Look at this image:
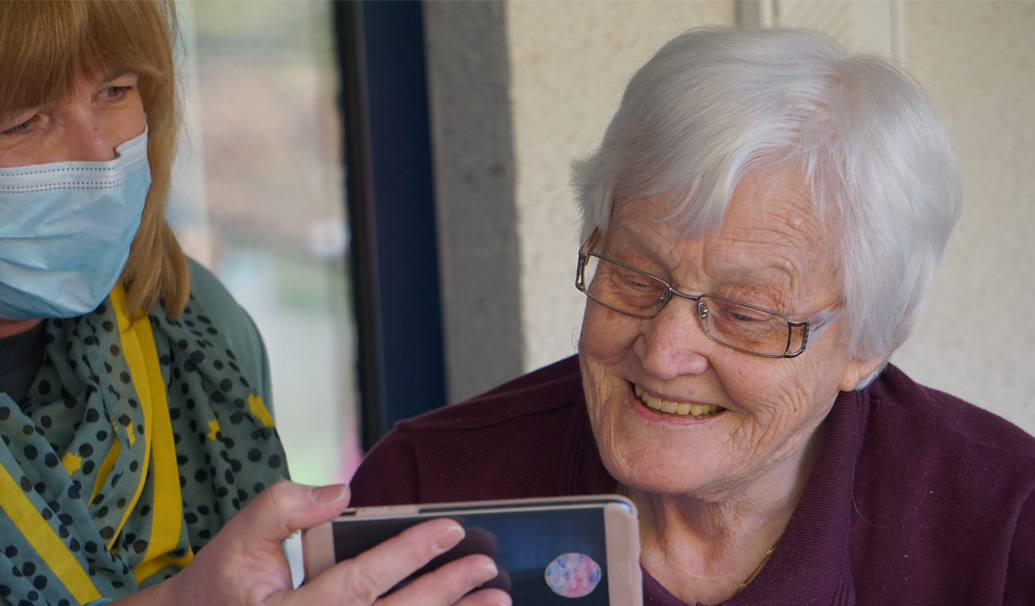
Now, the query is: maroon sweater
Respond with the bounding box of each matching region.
[349,356,1035,605]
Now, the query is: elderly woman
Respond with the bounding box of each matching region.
[349,27,1035,604]
[0,2,508,605]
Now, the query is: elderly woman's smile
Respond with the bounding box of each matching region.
[633,384,725,418]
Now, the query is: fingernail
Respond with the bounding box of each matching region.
[431,523,465,554]
[467,561,499,590]
[310,483,349,504]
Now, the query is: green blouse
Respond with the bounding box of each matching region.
[0,260,289,605]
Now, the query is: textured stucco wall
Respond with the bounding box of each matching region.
[505,0,734,371]
[891,1,1035,435]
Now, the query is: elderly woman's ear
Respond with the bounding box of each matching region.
[838,355,888,392]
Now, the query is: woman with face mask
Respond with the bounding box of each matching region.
[0,2,509,605]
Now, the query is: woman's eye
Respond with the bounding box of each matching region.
[101,86,132,101]
[619,272,659,291]
[707,298,769,324]
[1,114,39,136]
[99,72,140,102]
[731,310,764,323]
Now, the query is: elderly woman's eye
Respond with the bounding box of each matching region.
[731,310,765,323]
[600,268,661,309]
[617,271,659,292]
[711,300,771,327]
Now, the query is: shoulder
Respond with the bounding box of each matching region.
[849,365,1035,600]
[857,364,1035,493]
[350,356,590,505]
[185,259,256,340]
[178,258,271,402]
[398,354,585,432]
[184,258,264,356]
[867,364,1035,457]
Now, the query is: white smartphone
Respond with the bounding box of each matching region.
[303,495,642,606]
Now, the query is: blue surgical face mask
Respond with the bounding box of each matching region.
[0,129,151,320]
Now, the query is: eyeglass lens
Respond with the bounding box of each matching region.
[579,254,799,356]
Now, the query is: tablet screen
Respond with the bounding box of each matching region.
[332,506,612,605]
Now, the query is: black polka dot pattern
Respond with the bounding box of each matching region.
[0,286,289,603]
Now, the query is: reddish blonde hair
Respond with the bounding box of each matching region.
[0,0,190,317]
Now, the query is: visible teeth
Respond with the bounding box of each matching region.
[689,404,711,416]
[633,385,724,418]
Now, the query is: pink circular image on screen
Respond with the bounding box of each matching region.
[544,552,602,598]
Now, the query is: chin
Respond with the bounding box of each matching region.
[590,388,746,490]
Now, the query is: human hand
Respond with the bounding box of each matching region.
[125,480,511,606]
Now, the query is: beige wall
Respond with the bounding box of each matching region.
[426,1,1035,436]
[506,1,734,371]
[893,1,1035,433]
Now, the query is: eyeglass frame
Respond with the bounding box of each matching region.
[574,234,840,359]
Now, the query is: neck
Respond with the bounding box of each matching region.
[631,421,827,604]
[0,318,44,339]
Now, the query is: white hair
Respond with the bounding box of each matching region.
[572,27,962,380]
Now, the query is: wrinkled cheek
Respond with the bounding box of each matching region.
[579,352,613,428]
[578,308,631,439]
[579,305,650,477]
[728,389,827,464]
[578,353,632,470]
[586,391,637,479]
[577,305,601,354]
[727,409,782,461]
[578,303,634,362]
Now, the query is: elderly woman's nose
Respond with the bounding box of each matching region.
[635,301,711,380]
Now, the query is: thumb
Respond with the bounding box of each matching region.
[234,480,352,544]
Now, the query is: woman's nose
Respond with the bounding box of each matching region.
[64,114,119,162]
[635,298,712,380]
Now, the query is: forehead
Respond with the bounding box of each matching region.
[609,169,837,300]
[719,169,829,252]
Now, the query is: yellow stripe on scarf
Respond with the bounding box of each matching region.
[90,435,122,506]
[107,285,156,550]
[0,465,102,602]
[109,285,195,581]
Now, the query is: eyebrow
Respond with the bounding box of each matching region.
[615,241,794,291]
[95,69,135,85]
[605,225,801,298]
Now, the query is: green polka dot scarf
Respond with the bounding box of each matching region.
[0,284,289,605]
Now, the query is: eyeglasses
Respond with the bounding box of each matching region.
[575,247,839,359]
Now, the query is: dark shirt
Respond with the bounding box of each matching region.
[350,355,1035,605]
[0,320,46,404]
